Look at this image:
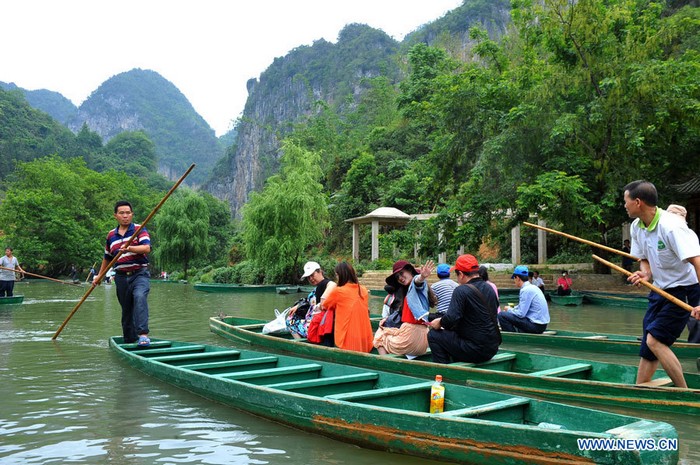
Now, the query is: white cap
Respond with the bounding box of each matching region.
[301,261,321,279]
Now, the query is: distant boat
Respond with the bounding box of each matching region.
[193,283,281,293]
[549,291,584,306]
[0,295,23,305]
[580,290,648,309]
[111,336,679,465]
[275,285,314,295]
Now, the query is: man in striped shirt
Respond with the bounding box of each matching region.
[95,201,152,347]
[430,263,458,317]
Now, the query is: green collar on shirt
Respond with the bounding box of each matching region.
[637,207,662,231]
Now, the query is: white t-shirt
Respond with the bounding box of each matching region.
[0,256,19,281]
[629,208,700,290]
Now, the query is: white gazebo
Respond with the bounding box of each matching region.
[346,207,438,261]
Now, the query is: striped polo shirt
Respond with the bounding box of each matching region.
[104,223,151,273]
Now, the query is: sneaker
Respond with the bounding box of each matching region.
[137,335,151,347]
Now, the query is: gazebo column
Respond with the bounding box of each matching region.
[622,222,630,242]
[352,223,360,261]
[371,220,379,261]
[438,230,446,264]
[537,218,547,264]
[511,224,521,264]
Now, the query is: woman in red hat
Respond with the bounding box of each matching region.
[373,259,436,357]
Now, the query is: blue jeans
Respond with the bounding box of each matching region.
[115,269,150,343]
[498,311,547,334]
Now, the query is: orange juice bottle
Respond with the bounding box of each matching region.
[430,375,445,413]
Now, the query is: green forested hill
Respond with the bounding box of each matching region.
[0,88,79,180]
[0,82,78,125]
[71,69,223,185]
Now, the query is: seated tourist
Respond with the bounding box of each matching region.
[373,259,436,357]
[498,265,550,334]
[428,254,501,364]
[322,262,373,352]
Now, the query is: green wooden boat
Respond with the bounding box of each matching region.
[0,295,24,305]
[580,291,648,309]
[193,283,281,293]
[210,317,700,416]
[550,291,584,306]
[502,328,698,359]
[110,336,678,465]
[275,285,314,295]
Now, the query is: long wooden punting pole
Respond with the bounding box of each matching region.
[523,221,639,261]
[592,254,694,313]
[52,164,195,340]
[0,266,81,286]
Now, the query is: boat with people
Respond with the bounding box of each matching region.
[193,283,281,293]
[209,316,700,416]
[110,336,679,465]
[0,295,23,305]
[580,290,648,309]
[501,328,699,359]
[549,291,584,306]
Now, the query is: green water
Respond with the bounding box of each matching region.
[0,281,697,464]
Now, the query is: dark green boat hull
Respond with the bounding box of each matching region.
[193,283,281,293]
[111,336,678,465]
[210,317,700,416]
[0,295,24,305]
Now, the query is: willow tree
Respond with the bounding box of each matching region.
[241,140,328,283]
[153,189,209,279]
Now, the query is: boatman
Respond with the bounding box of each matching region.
[94,201,152,347]
[624,180,700,388]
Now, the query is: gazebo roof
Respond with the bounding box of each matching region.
[672,176,700,195]
[345,207,412,225]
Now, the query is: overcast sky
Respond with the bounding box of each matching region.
[2,0,462,136]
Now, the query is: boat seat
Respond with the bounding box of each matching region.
[636,377,673,387]
[582,335,608,340]
[325,381,434,401]
[529,363,592,377]
[265,372,380,391]
[136,345,207,357]
[148,349,242,364]
[179,356,279,371]
[216,363,323,381]
[437,397,530,418]
[542,330,557,335]
[474,352,517,367]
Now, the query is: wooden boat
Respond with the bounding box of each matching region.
[502,328,699,359]
[275,285,314,295]
[110,336,679,465]
[550,291,584,306]
[580,290,648,309]
[193,283,281,293]
[210,317,700,416]
[0,295,24,305]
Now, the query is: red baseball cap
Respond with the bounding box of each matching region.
[450,254,479,273]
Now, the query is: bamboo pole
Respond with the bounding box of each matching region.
[592,254,694,313]
[0,265,82,286]
[523,221,639,261]
[52,164,195,340]
[85,262,97,283]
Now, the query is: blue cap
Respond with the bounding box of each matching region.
[436,263,451,277]
[511,265,529,279]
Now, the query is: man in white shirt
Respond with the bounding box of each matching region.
[624,180,700,388]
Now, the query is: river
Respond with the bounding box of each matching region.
[0,280,697,464]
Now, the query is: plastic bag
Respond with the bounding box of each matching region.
[262,308,291,334]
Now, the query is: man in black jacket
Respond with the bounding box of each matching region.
[428,254,501,364]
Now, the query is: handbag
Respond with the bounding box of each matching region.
[382,310,403,329]
[262,307,291,334]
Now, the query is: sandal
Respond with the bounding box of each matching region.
[137,335,151,347]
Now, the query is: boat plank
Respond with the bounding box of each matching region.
[529,363,592,377]
[150,349,241,363]
[180,356,279,372]
[438,397,530,418]
[326,381,433,401]
[215,363,323,382]
[266,372,380,391]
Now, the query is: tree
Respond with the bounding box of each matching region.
[241,140,328,282]
[0,156,154,275]
[152,189,210,279]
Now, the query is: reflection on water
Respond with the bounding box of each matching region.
[0,282,696,464]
